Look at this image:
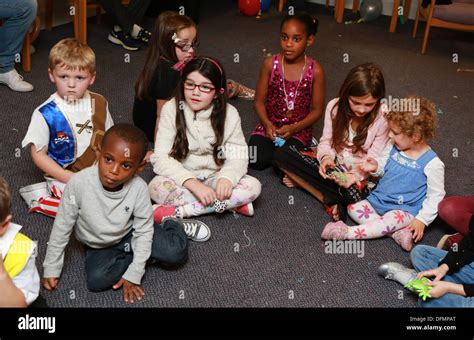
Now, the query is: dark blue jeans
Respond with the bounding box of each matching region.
[85,219,188,292]
[0,0,37,73]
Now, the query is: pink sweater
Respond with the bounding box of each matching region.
[317,98,389,178]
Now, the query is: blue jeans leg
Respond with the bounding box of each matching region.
[85,232,134,292]
[410,245,474,308]
[0,0,37,73]
[150,219,189,266]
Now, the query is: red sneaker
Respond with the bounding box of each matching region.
[437,233,464,250]
[234,203,254,217]
[153,205,176,223]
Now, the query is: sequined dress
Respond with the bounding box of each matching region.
[251,54,315,146]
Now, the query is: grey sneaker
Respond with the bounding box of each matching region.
[0,69,34,92]
[164,217,211,242]
[378,262,418,288]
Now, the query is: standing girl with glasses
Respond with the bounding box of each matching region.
[249,12,326,174]
[148,57,262,224]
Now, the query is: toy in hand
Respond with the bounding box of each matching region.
[404,277,432,301]
[274,135,286,147]
[326,165,369,202]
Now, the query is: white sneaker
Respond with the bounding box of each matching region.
[164,217,211,242]
[19,182,49,208]
[0,69,34,92]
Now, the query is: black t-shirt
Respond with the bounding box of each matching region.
[132,59,180,142]
[439,215,474,297]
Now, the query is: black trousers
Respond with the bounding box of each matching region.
[248,134,305,171]
[273,145,373,221]
[99,0,151,33]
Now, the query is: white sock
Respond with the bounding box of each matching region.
[113,25,121,32]
[131,24,142,38]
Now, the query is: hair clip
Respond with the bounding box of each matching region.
[172,32,181,44]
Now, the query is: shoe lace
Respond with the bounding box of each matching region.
[183,222,198,237]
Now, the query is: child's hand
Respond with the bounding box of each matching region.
[216,178,233,201]
[193,182,217,206]
[424,281,455,299]
[42,277,59,291]
[319,157,336,179]
[184,179,217,206]
[358,157,378,174]
[332,173,360,189]
[264,122,277,141]
[275,124,296,140]
[417,264,449,282]
[408,218,426,242]
[113,278,145,304]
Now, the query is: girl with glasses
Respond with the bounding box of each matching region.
[148,57,262,224]
[134,11,254,151]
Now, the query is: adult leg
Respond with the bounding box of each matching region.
[150,219,189,266]
[0,0,37,73]
[85,233,134,292]
[98,0,134,33]
[0,0,36,92]
[248,134,275,170]
[126,0,151,27]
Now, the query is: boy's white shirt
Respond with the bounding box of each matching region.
[22,91,114,156]
[371,142,445,226]
[0,223,40,305]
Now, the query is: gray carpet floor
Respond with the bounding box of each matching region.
[0,1,473,308]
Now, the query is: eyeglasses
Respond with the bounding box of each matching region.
[184,80,215,93]
[175,40,200,52]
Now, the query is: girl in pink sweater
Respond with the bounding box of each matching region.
[274,63,389,221]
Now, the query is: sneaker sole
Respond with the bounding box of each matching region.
[107,34,140,51]
[0,80,34,92]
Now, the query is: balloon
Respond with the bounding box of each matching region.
[261,0,272,12]
[360,0,383,22]
[238,0,261,16]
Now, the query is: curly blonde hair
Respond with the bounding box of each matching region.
[386,96,438,141]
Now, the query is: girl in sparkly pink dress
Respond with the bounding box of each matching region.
[249,13,325,173]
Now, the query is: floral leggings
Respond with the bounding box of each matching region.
[345,199,414,239]
[148,174,262,218]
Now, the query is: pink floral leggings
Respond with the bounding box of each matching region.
[148,174,261,218]
[345,199,414,239]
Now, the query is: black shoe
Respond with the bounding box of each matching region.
[134,28,152,44]
[108,30,141,51]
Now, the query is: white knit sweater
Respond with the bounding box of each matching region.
[151,99,249,187]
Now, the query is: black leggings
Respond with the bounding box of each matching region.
[248,134,305,171]
[273,145,372,207]
[98,0,151,33]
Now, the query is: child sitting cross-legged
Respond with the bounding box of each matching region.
[42,124,208,303]
[321,96,445,251]
[20,38,114,218]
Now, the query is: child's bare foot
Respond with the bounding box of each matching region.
[324,204,340,221]
[282,174,298,188]
[144,150,154,163]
